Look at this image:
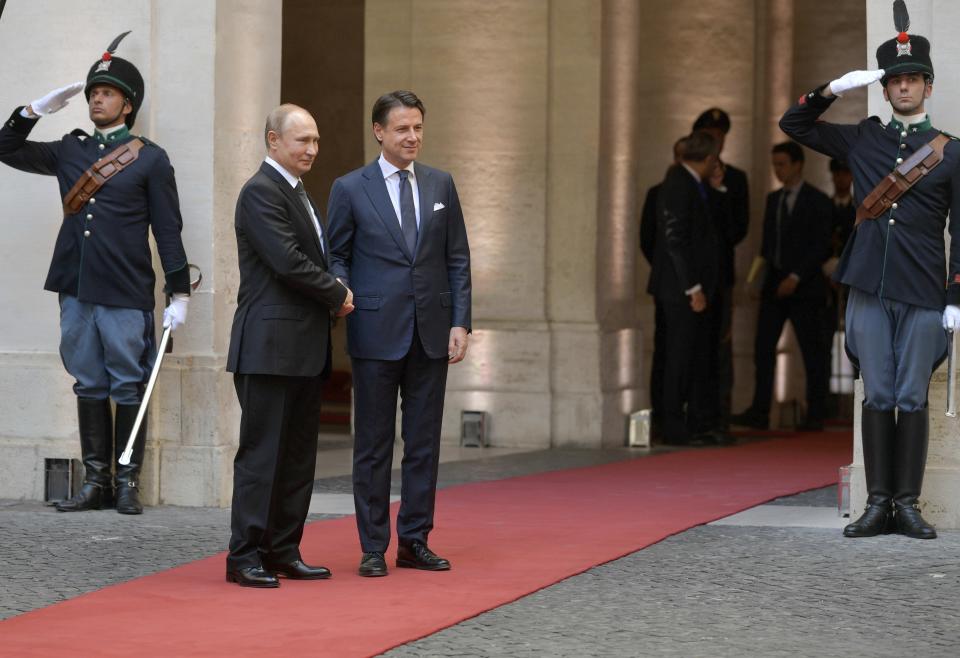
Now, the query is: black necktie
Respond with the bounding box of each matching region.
[295,181,323,253]
[775,189,789,269]
[397,170,418,254]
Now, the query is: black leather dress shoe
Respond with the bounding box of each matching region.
[397,541,451,571]
[730,410,769,430]
[359,552,388,577]
[796,418,824,432]
[226,566,279,588]
[691,430,735,447]
[263,559,331,580]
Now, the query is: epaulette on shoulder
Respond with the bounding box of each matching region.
[867,115,883,124]
[136,135,159,148]
[940,130,960,141]
[70,128,90,140]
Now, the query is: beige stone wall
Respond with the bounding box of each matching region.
[0,0,281,505]
[365,0,603,447]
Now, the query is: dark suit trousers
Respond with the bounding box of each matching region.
[228,373,323,570]
[750,296,826,422]
[649,299,666,423]
[716,285,735,428]
[660,299,721,441]
[351,325,449,553]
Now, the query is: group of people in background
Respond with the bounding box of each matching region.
[640,109,858,446]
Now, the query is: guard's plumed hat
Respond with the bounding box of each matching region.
[84,31,145,128]
[876,1,933,85]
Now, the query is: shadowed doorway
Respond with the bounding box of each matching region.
[281,0,365,431]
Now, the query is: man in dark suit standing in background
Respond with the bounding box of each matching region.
[327,90,472,577]
[648,132,723,445]
[691,109,750,431]
[732,141,832,431]
[225,104,353,588]
[639,138,683,436]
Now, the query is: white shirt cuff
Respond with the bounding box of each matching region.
[685,284,703,296]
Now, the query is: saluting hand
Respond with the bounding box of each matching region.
[27,81,85,117]
[826,70,884,98]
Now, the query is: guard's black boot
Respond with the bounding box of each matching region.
[56,398,114,512]
[843,406,895,537]
[893,408,937,539]
[114,404,146,515]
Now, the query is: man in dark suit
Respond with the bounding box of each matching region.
[639,139,683,435]
[327,90,471,577]
[691,109,751,431]
[225,104,353,588]
[647,131,723,445]
[732,141,832,431]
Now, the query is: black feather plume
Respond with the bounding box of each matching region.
[106,30,132,54]
[893,0,910,33]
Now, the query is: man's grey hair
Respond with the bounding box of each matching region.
[264,104,308,149]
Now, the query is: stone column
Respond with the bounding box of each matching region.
[545,0,603,447]
[592,0,642,447]
[147,0,282,506]
[364,0,605,448]
[0,0,281,506]
[851,0,960,528]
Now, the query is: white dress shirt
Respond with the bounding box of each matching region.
[264,156,324,252]
[378,153,420,229]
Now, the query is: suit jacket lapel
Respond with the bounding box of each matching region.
[360,160,414,262]
[415,164,434,260]
[259,162,327,265]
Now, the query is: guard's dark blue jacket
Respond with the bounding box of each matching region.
[0,108,189,310]
[780,87,960,311]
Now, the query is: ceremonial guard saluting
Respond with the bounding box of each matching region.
[779,0,960,539]
[0,33,191,514]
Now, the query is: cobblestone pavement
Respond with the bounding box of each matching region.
[4,443,959,658]
[383,486,960,658]
[0,499,344,619]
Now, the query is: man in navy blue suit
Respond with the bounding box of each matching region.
[327,90,472,577]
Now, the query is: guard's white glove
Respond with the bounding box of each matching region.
[943,305,960,332]
[829,69,885,97]
[162,294,189,331]
[28,81,85,116]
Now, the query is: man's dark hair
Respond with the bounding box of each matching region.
[678,131,720,163]
[772,141,804,163]
[829,158,850,173]
[692,108,731,134]
[371,90,425,128]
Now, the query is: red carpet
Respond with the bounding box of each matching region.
[1,433,849,657]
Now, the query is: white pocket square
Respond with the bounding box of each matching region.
[433,202,445,211]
